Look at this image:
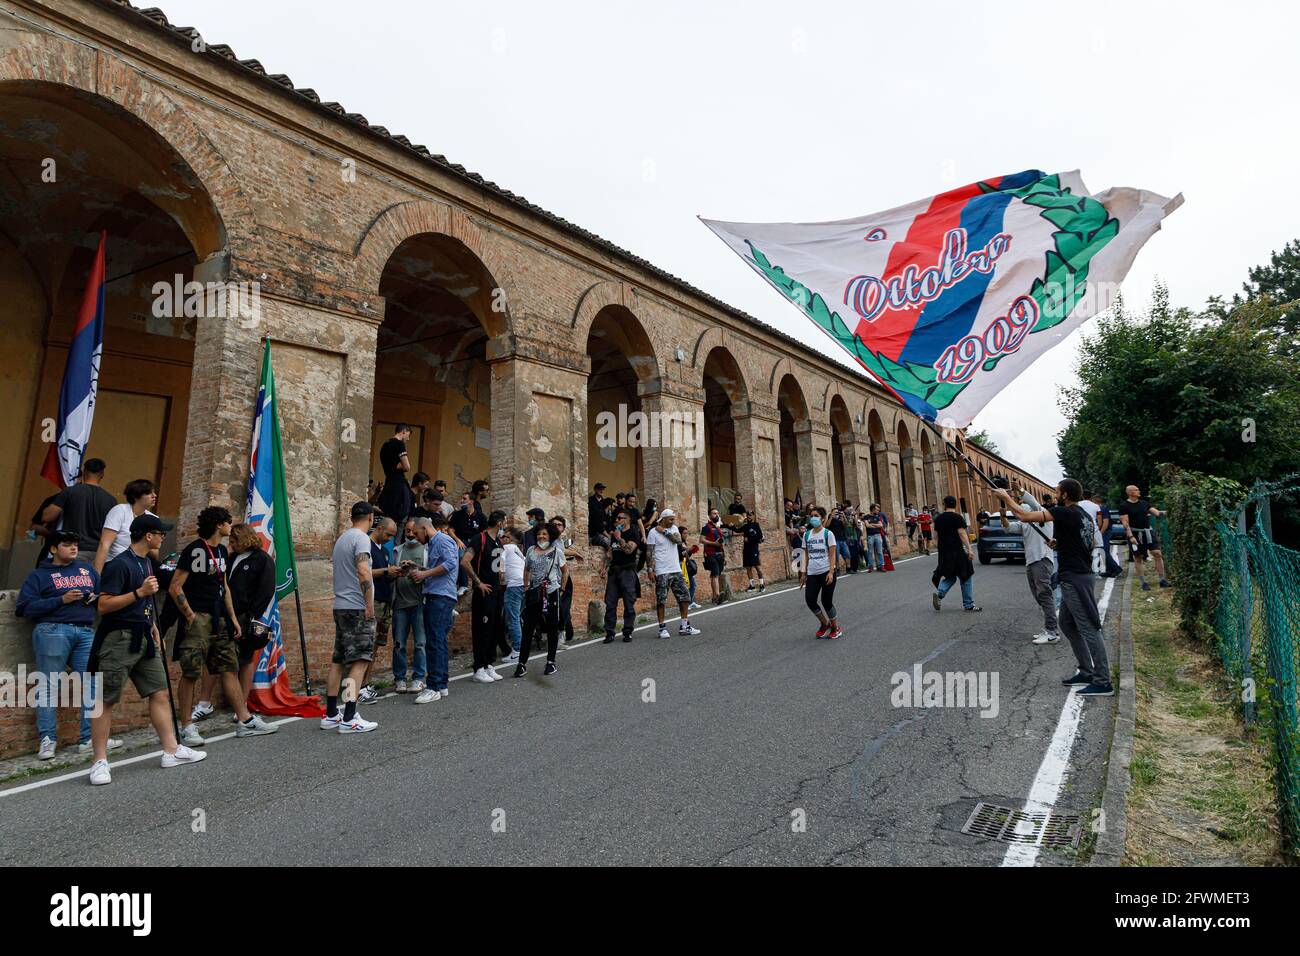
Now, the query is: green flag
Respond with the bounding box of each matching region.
[246,339,299,597]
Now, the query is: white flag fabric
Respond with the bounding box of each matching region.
[702,170,1181,428]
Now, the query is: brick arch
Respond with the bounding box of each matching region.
[353,200,515,335]
[688,327,754,398]
[695,342,751,405]
[767,355,802,399]
[572,279,642,339]
[0,37,254,261]
[822,380,865,430]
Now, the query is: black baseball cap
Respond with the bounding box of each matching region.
[130,514,173,537]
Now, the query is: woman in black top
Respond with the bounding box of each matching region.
[227,523,277,702]
[739,511,765,592]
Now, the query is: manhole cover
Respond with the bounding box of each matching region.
[960,801,1082,848]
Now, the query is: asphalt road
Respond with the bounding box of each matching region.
[0,552,1120,866]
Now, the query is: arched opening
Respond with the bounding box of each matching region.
[586,305,657,500]
[702,347,745,512]
[777,374,809,505]
[919,428,938,509]
[1,81,227,585]
[829,395,852,505]
[866,409,886,509]
[370,233,503,512]
[897,420,916,512]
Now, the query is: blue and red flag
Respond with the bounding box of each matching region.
[246,340,323,718]
[703,171,1181,428]
[42,231,106,487]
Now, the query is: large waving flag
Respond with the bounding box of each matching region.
[42,232,107,487]
[246,340,323,717]
[703,171,1181,428]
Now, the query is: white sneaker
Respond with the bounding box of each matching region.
[439,688,449,698]
[472,668,494,684]
[486,665,503,681]
[38,737,56,760]
[338,713,378,734]
[504,650,520,663]
[190,701,214,722]
[235,714,278,737]
[88,759,111,786]
[658,628,670,639]
[179,725,205,747]
[395,679,408,694]
[320,711,343,730]
[688,602,702,611]
[679,623,701,636]
[79,738,123,755]
[414,688,439,704]
[1031,632,1061,645]
[161,744,207,768]
[409,680,426,693]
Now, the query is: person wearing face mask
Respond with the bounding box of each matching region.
[799,507,842,639]
[522,507,547,552]
[516,524,568,677]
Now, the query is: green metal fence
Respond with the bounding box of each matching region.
[1195,489,1300,853]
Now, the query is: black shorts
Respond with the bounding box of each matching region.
[703,552,724,577]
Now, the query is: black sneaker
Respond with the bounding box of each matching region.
[543,661,557,676]
[1061,671,1091,687]
[622,634,633,643]
[602,634,615,644]
[1140,580,1150,591]
[963,606,983,612]
[513,664,527,678]
[759,583,766,593]
[1077,682,1114,697]
[1158,579,1171,588]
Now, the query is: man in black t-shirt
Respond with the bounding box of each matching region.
[588,482,609,545]
[1118,485,1169,591]
[996,479,1113,697]
[603,508,641,642]
[931,496,979,611]
[88,514,206,784]
[376,424,414,526]
[462,509,506,680]
[169,506,276,746]
[42,458,117,563]
[729,493,748,516]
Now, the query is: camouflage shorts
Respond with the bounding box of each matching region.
[98,629,168,705]
[177,612,239,679]
[332,609,376,665]
[374,601,392,647]
[654,571,690,606]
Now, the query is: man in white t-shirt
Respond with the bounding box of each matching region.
[499,526,526,662]
[1012,479,1060,645]
[1077,489,1103,574]
[93,479,159,574]
[645,510,700,640]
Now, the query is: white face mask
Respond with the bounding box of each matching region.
[537,541,551,550]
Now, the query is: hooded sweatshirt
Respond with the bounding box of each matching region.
[16,557,99,626]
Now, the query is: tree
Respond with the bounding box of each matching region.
[1241,238,1300,349]
[964,429,1000,455]
[1058,283,1300,502]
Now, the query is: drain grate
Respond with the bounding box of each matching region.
[960,801,1082,848]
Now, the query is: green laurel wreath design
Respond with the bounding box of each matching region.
[744,172,1121,408]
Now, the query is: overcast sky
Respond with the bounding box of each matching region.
[156,0,1298,483]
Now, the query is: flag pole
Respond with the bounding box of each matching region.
[921,418,1051,542]
[291,589,313,697]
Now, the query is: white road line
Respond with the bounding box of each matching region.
[1,556,925,797]
[1001,571,1116,867]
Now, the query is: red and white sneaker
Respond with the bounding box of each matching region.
[338,714,378,734]
[319,711,343,730]
[815,622,831,639]
[827,624,844,640]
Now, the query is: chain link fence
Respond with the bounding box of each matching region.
[1176,485,1300,854]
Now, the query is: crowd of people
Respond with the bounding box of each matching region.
[17,421,1166,775]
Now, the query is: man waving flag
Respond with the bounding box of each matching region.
[702,171,1180,428]
[41,231,106,487]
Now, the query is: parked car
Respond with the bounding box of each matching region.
[976,511,1025,564]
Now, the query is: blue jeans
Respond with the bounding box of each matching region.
[391,604,426,682]
[837,540,851,562]
[31,622,96,743]
[865,534,885,569]
[422,595,455,691]
[503,586,524,652]
[935,575,975,609]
